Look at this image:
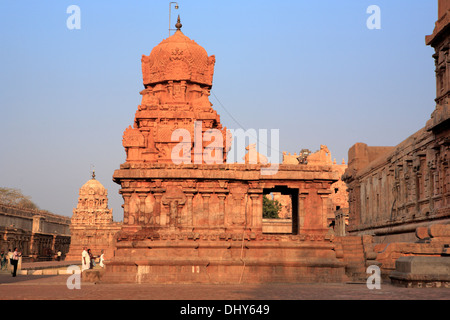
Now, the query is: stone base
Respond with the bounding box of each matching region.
[389,256,450,288]
[100,238,347,284]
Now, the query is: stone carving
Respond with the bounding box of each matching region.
[243,144,268,164]
[161,188,186,227]
[306,145,331,165]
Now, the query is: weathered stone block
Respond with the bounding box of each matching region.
[390,256,450,288]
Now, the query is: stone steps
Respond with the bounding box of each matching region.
[338,236,369,281]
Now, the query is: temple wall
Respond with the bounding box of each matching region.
[343,126,449,243]
[0,203,71,259]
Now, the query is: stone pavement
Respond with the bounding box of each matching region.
[0,273,448,301]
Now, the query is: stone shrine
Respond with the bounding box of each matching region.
[65,172,121,262]
[102,19,348,284]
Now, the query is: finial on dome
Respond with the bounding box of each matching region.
[92,169,96,180]
[175,15,182,30]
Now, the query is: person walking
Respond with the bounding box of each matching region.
[11,248,21,277]
[99,250,105,268]
[81,247,90,272]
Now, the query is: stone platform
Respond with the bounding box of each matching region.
[390,256,450,288]
[101,235,347,284]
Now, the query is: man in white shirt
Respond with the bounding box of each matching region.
[81,247,90,272]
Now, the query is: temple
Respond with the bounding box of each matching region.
[101,18,349,284]
[65,172,121,262]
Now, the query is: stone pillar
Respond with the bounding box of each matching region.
[154,193,163,226]
[249,194,262,230]
[217,193,227,226]
[185,193,195,227]
[138,193,147,225]
[145,193,155,225]
[201,193,212,226]
[231,194,245,226]
[320,193,331,229]
[298,191,308,234]
[123,193,131,225]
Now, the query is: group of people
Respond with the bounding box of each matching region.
[81,247,105,271]
[0,248,22,277]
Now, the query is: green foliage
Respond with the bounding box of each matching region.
[263,195,282,219]
[0,187,39,209]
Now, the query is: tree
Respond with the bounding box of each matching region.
[0,187,39,209]
[263,195,282,219]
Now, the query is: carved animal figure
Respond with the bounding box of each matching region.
[243,143,268,164]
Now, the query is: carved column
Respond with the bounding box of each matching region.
[138,193,147,225]
[185,193,195,227]
[249,194,262,230]
[320,194,330,229]
[201,193,212,226]
[217,193,227,226]
[122,193,131,225]
[231,194,245,226]
[298,191,308,234]
[154,193,163,226]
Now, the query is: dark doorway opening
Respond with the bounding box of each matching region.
[262,186,299,235]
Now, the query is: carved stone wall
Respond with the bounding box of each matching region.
[0,203,71,260]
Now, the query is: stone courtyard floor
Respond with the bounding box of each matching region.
[0,270,447,318]
[0,273,448,301]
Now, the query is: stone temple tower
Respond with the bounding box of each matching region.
[71,171,113,225]
[122,16,230,164]
[66,172,120,261]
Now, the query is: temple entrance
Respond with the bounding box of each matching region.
[262,186,298,234]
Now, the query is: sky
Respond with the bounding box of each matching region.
[0,0,438,222]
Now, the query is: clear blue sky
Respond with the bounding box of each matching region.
[0,1,438,221]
